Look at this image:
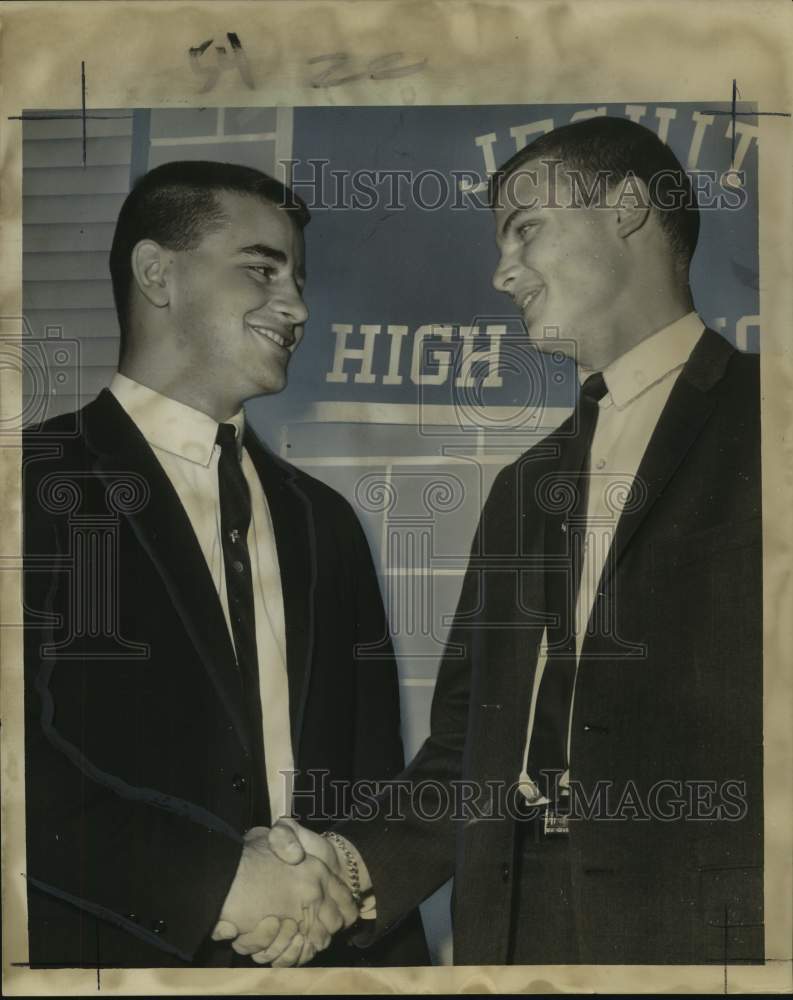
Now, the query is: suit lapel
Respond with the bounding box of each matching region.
[243,432,314,756]
[83,390,252,748]
[600,328,735,586]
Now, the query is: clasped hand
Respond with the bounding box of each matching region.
[211,820,355,966]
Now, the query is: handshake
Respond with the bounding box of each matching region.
[211,819,372,967]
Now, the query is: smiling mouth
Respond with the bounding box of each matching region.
[248,324,294,350]
[519,288,544,313]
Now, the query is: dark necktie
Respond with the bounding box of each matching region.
[527,371,609,797]
[216,422,270,828]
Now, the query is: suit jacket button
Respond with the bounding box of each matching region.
[501,863,511,882]
[583,723,609,734]
[152,919,167,935]
[232,774,248,792]
[126,913,139,923]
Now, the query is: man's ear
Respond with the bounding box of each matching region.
[612,176,651,239]
[130,240,173,309]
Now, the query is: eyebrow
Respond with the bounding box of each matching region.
[500,209,522,238]
[499,207,538,239]
[237,243,288,264]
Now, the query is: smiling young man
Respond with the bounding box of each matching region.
[113,172,308,415]
[22,161,428,968]
[254,116,763,967]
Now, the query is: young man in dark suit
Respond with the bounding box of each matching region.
[252,116,763,966]
[22,161,428,968]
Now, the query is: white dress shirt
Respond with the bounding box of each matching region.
[519,311,706,802]
[109,373,294,819]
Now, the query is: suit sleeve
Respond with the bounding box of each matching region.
[346,507,406,784]
[23,454,243,964]
[333,471,506,942]
[325,497,428,965]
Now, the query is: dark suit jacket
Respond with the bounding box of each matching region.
[23,388,428,968]
[339,328,763,965]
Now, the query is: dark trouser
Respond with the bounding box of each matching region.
[506,815,579,965]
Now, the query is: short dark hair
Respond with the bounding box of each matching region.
[489,116,700,273]
[109,160,310,353]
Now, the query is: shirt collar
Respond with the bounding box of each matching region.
[109,373,245,467]
[579,311,705,410]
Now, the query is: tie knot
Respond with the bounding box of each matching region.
[580,371,608,404]
[216,422,238,453]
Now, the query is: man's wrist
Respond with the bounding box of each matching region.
[322,831,376,918]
